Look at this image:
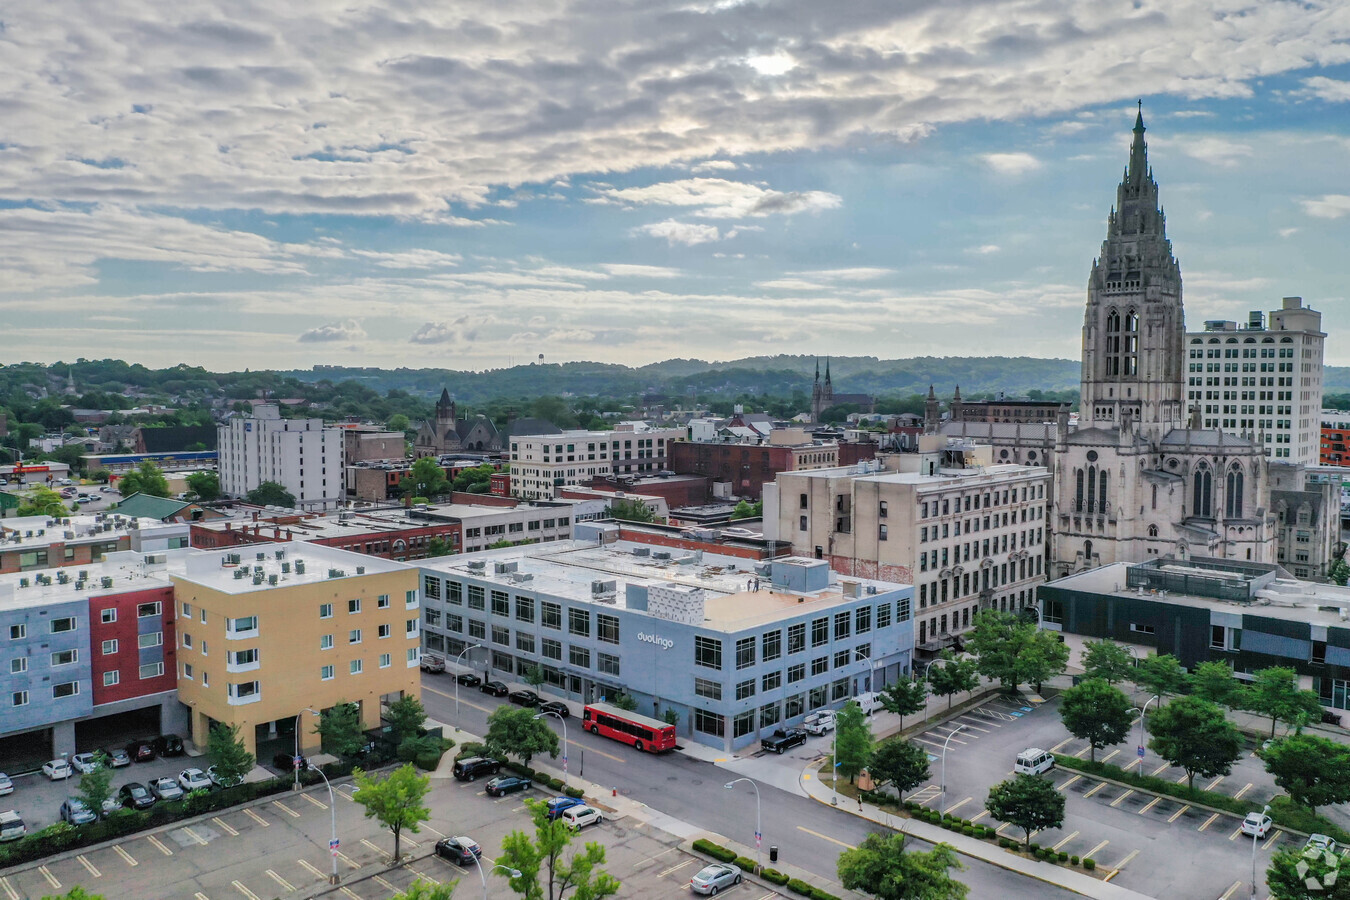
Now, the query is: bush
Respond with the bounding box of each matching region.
[1029,843,1041,854]
[809,889,841,900]
[734,856,758,872]
[1058,851,1068,863]
[456,742,490,760]
[1083,858,1096,870]
[692,839,738,864]
[999,838,1014,849]
[786,879,814,897]
[962,826,975,837]
[564,786,585,799]
[761,869,790,886]
[1071,855,1080,866]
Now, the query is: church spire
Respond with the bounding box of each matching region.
[824,358,831,386]
[1127,100,1149,192]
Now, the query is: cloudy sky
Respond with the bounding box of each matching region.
[2,0,1348,372]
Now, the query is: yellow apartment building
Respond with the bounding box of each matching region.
[172,543,420,758]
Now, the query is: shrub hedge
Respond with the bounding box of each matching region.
[1083,858,1096,870]
[692,839,738,863]
[761,868,790,886]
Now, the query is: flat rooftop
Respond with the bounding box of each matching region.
[788,462,1047,484]
[175,542,410,594]
[0,513,162,550]
[0,551,179,611]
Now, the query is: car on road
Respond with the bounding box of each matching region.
[207,765,243,789]
[420,654,445,673]
[761,727,808,754]
[179,768,212,792]
[71,752,100,774]
[149,776,184,801]
[102,747,132,768]
[126,740,156,763]
[42,759,73,781]
[802,710,835,735]
[456,672,482,688]
[155,734,185,757]
[545,797,586,821]
[452,756,501,782]
[485,775,532,797]
[434,836,483,865]
[59,798,97,826]
[0,774,12,796]
[559,805,602,830]
[118,782,156,810]
[539,700,570,719]
[0,811,25,842]
[273,752,308,772]
[508,689,540,707]
[1241,813,1273,839]
[1307,834,1338,854]
[690,863,742,895]
[480,680,510,697]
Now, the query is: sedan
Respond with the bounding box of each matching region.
[484,775,532,797]
[179,768,212,792]
[126,740,156,763]
[149,777,184,801]
[539,700,570,719]
[456,673,482,688]
[559,806,602,830]
[102,748,132,768]
[690,863,742,896]
[480,680,509,697]
[207,765,243,789]
[0,774,11,796]
[71,753,100,774]
[118,782,156,810]
[59,798,97,826]
[1241,813,1272,839]
[42,759,73,781]
[508,689,540,707]
[434,836,483,865]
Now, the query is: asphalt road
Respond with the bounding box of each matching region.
[421,674,1081,900]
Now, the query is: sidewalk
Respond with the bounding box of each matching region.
[797,759,1152,900]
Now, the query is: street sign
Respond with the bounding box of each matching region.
[330,839,339,850]
[755,831,761,848]
[1137,746,1145,759]
[294,755,303,770]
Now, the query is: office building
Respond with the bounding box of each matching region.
[509,424,684,500]
[217,405,345,510]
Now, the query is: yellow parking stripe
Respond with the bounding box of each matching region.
[1137,797,1162,815]
[375,876,399,892]
[1233,783,1253,800]
[1168,805,1191,823]
[1150,762,1170,776]
[146,835,173,856]
[301,793,328,810]
[970,809,989,823]
[1049,738,1073,753]
[1083,781,1107,798]
[943,797,972,815]
[0,878,16,900]
[232,881,261,900]
[409,869,440,885]
[341,889,361,900]
[337,850,360,869]
[1105,850,1140,882]
[1204,776,1224,791]
[1121,757,1142,772]
[113,845,138,866]
[271,800,301,818]
[659,860,696,878]
[1100,749,1120,764]
[183,826,208,846]
[1109,789,1134,808]
[266,870,295,892]
[423,824,447,838]
[1229,825,1245,841]
[1197,813,1220,832]
[77,855,101,877]
[796,826,855,849]
[298,859,326,880]
[38,866,60,890]
[362,838,385,854]
[1218,881,1242,900]
[1084,840,1109,860]
[243,808,269,827]
[213,816,239,836]
[1073,746,1091,759]
[1057,775,1082,792]
[1052,830,1079,851]
[1263,830,1284,850]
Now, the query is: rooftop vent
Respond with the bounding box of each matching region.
[494,561,519,575]
[100,576,113,589]
[467,560,486,571]
[268,574,278,586]
[233,568,248,580]
[356,565,366,575]
[57,571,69,584]
[632,547,650,557]
[281,561,291,573]
[275,549,285,559]
[18,577,28,588]
[652,551,671,561]
[328,568,346,579]
[256,552,266,561]
[252,573,264,585]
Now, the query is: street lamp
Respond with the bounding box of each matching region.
[724,778,763,870]
[940,723,966,797]
[534,710,568,788]
[1250,803,1271,900]
[294,707,320,791]
[455,643,484,732]
[470,855,522,900]
[1127,695,1160,770]
[308,764,341,884]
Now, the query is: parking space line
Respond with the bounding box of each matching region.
[1218,880,1242,900]
[340,889,361,900]
[796,826,855,849]
[271,799,301,818]
[375,875,399,892]
[300,793,328,810]
[912,737,946,751]
[409,868,440,885]
[1198,813,1221,832]
[925,729,968,745]
[1049,738,1074,753]
[1073,746,1091,759]
[1176,773,1189,784]
[1084,840,1110,860]
[337,850,360,869]
[1168,805,1191,823]
[634,848,678,871]
[195,893,210,900]
[77,854,101,877]
[970,809,989,823]
[147,834,174,856]
[1204,776,1224,791]
[0,878,15,900]
[232,881,261,900]
[996,823,1013,836]
[183,826,209,846]
[1233,783,1253,800]
[1228,825,1245,841]
[1100,749,1120,764]
[403,836,420,849]
[1052,831,1079,851]
[266,870,295,892]
[362,838,385,854]
[1263,831,1284,850]
[659,859,696,878]
[955,718,995,732]
[38,866,60,890]
[423,824,447,838]
[1109,789,1135,808]
[1137,797,1162,815]
[213,816,239,836]
[1150,762,1170,776]
[943,797,972,815]
[1105,849,1139,881]
[298,859,326,880]
[243,808,269,827]
[1121,758,1142,772]
[1057,775,1081,792]
[1083,781,1107,798]
[113,844,138,866]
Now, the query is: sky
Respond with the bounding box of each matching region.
[2,0,1349,373]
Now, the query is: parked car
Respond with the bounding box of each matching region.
[155,735,185,757]
[149,777,184,801]
[42,759,73,781]
[559,805,602,830]
[539,700,570,719]
[207,765,243,789]
[508,689,540,707]
[1307,834,1338,855]
[179,768,212,792]
[71,753,100,774]
[273,752,308,772]
[484,775,532,797]
[59,798,97,826]
[1014,748,1056,776]
[126,740,156,763]
[761,728,808,755]
[1241,813,1273,839]
[103,747,132,768]
[420,654,446,673]
[434,836,483,865]
[479,680,510,697]
[456,672,482,688]
[690,863,742,895]
[118,782,156,810]
[802,710,836,736]
[545,797,586,821]
[452,757,501,782]
[0,774,12,796]
[0,811,25,842]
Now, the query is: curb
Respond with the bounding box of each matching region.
[679,833,867,900]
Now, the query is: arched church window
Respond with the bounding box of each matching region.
[1087,466,1097,511]
[1151,484,1158,510]
[1098,470,1108,513]
[1105,311,1121,376]
[1147,524,1158,538]
[1075,468,1085,509]
[1193,464,1213,518]
[1225,466,1244,518]
[1084,540,1093,564]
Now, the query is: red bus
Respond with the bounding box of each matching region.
[582,702,677,753]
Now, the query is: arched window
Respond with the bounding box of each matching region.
[1193,464,1213,518]
[1098,470,1108,513]
[1124,311,1139,375]
[1151,484,1158,510]
[1147,524,1158,538]
[1075,468,1085,509]
[1225,466,1244,518]
[1087,466,1097,511]
[1084,540,1093,566]
[1105,311,1121,376]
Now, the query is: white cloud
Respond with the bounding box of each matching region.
[350,249,462,269]
[790,267,893,281]
[410,319,475,344]
[1300,77,1350,103]
[691,160,738,173]
[965,245,1001,255]
[982,153,1042,176]
[1176,136,1253,167]
[1300,195,1350,219]
[598,178,841,219]
[599,264,682,278]
[633,219,722,245]
[299,320,366,342]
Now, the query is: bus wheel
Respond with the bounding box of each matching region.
[634,740,643,752]
[589,724,599,734]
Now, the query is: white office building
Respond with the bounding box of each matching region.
[217,405,345,509]
[510,424,685,500]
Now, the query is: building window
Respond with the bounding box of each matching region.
[834,612,851,641]
[9,625,25,640]
[515,596,535,623]
[694,709,724,737]
[349,629,362,644]
[855,606,872,634]
[568,608,591,637]
[694,636,723,670]
[569,645,590,668]
[101,608,117,624]
[597,614,620,645]
[467,585,486,610]
[137,602,161,618]
[348,598,361,614]
[12,691,29,707]
[787,663,806,683]
[406,618,418,636]
[831,678,850,701]
[597,652,620,676]
[320,603,333,619]
[735,678,756,700]
[50,618,76,634]
[448,582,463,605]
[694,678,722,700]
[491,591,510,616]
[516,632,535,654]
[811,656,829,676]
[380,653,392,668]
[733,711,755,739]
[787,623,806,654]
[542,638,562,661]
[423,577,441,600]
[469,620,486,639]
[1129,623,1155,635]
[53,681,79,699]
[138,632,163,649]
[762,630,782,662]
[227,616,257,636]
[321,634,334,650]
[492,625,510,646]
[834,650,850,669]
[350,659,363,675]
[101,639,118,655]
[8,658,24,674]
[877,602,892,629]
[183,663,193,680]
[321,665,334,680]
[139,662,164,679]
[763,671,782,692]
[542,602,562,630]
[811,618,829,647]
[735,637,756,670]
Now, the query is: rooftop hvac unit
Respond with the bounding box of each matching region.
[64,531,75,540]
[253,565,263,575]
[234,569,248,580]
[281,561,291,573]
[268,574,278,586]
[275,549,285,559]
[18,578,28,588]
[78,571,88,580]
[632,547,650,557]
[100,576,113,589]
[256,552,266,561]
[510,572,534,584]
[494,561,518,575]
[328,568,346,579]
[652,551,671,561]
[866,585,878,595]
[57,572,69,584]
[253,573,264,585]
[356,566,366,575]
[591,579,617,595]
[294,560,306,574]
[467,560,486,571]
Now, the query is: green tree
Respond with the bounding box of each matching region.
[392,879,458,900]
[837,832,968,900]
[426,536,455,558]
[185,471,220,501]
[730,500,756,520]
[867,740,930,802]
[75,752,114,822]
[985,775,1066,851]
[834,701,874,784]
[315,701,367,758]
[17,485,69,517]
[40,889,106,900]
[662,709,679,726]
[1058,679,1133,763]
[1080,639,1135,685]
[926,654,980,711]
[1267,845,1350,900]
[964,610,1027,690]
[1017,629,1069,693]
[117,461,171,498]
[352,764,431,863]
[609,693,638,712]
[879,675,927,729]
[1262,733,1350,816]
[486,706,560,766]
[1189,660,1240,708]
[246,480,296,506]
[385,695,429,743]
[387,414,411,433]
[402,457,449,499]
[1242,667,1323,738]
[608,498,656,524]
[522,665,547,688]
[1133,653,1188,705]
[1329,558,1350,588]
[206,722,255,785]
[497,797,620,900]
[1146,696,1242,789]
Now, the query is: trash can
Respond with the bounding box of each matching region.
[769,846,778,863]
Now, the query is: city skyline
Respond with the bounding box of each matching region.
[1,2,1347,371]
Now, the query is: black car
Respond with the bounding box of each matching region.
[154,734,185,757]
[479,680,509,697]
[118,782,156,810]
[456,673,482,688]
[125,740,156,763]
[508,689,540,707]
[539,700,570,719]
[272,752,309,772]
[452,756,501,782]
[485,775,532,797]
[434,836,483,865]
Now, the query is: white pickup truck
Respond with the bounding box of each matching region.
[802,710,836,735]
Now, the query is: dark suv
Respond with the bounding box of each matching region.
[154,734,185,757]
[452,756,501,782]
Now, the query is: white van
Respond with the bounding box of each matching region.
[0,810,26,842]
[852,692,884,716]
[1014,748,1056,776]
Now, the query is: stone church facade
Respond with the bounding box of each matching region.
[414,388,502,458]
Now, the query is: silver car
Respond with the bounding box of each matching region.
[149,777,184,801]
[690,863,741,896]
